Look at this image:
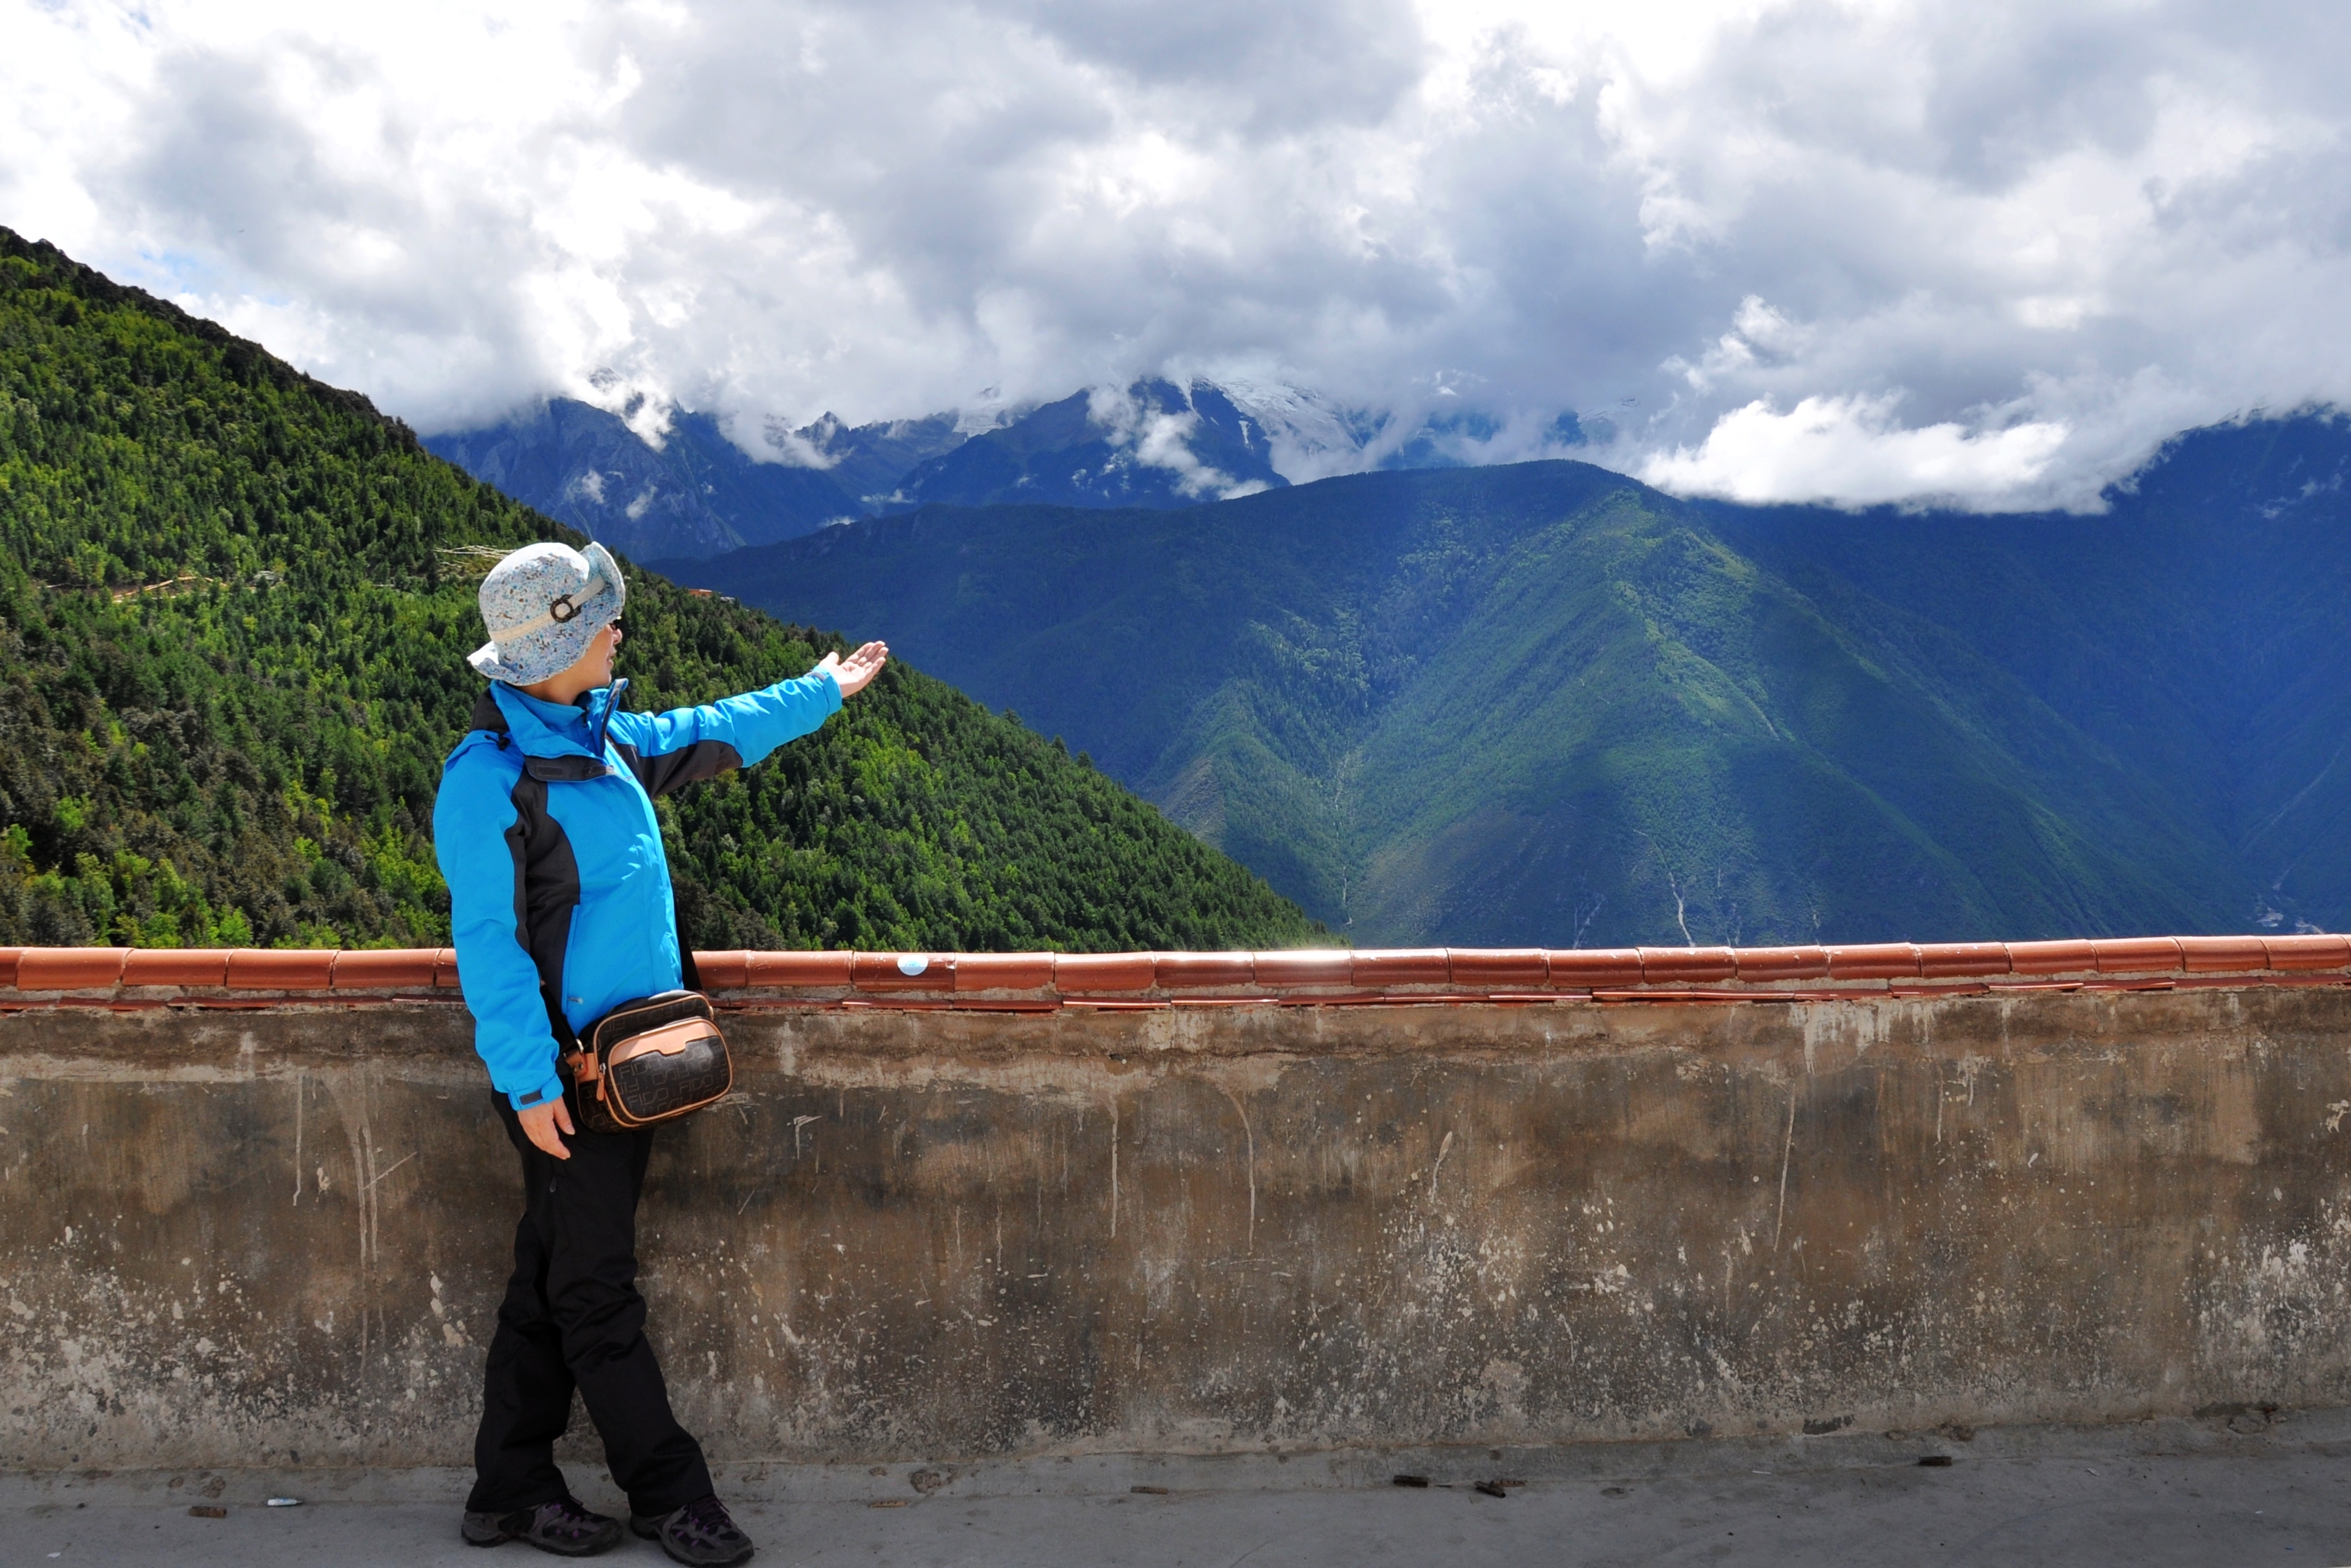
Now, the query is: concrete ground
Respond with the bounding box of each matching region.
[12,1409,2351,1567]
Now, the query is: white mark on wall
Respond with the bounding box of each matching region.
[2326,1101,2350,1133]
[360,1151,414,1193]
[1772,1089,1798,1251]
[292,1072,304,1207]
[1220,1087,1257,1255]
[1109,1100,1119,1240]
[1430,1129,1455,1206]
[1956,1054,1985,1106]
[330,1073,385,1365]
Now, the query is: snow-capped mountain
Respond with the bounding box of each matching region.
[424,378,1586,559]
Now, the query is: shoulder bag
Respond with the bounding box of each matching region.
[563,921,733,1134]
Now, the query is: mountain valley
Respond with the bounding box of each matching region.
[662,420,2351,948]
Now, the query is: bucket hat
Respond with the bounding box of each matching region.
[468,541,626,685]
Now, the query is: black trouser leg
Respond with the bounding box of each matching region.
[467,1087,714,1518]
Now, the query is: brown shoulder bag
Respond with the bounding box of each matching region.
[560,905,732,1133]
[565,987,732,1133]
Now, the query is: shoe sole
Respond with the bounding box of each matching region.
[658,1548,752,1567]
[462,1518,623,1557]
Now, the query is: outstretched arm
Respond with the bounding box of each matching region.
[603,640,892,797]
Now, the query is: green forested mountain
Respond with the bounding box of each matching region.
[0,228,1319,953]
[1700,412,2351,938]
[665,442,2346,948]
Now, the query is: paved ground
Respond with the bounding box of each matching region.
[13,1409,2351,1567]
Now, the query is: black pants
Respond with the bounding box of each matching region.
[467,1087,714,1518]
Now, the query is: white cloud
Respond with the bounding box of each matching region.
[1084,386,1266,500]
[1639,394,2070,509]
[3,0,2349,507]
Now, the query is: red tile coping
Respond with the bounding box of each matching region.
[1918,942,2010,978]
[2266,933,2351,970]
[745,950,852,988]
[2008,939,2097,976]
[1641,946,1738,984]
[225,949,337,989]
[1155,952,1255,989]
[1826,943,1922,980]
[852,952,959,992]
[2178,935,2268,973]
[1053,954,1157,992]
[1350,949,1449,987]
[956,953,1058,991]
[1448,948,1548,987]
[1735,947,1830,981]
[0,938,2342,1004]
[17,947,127,990]
[1548,948,1645,986]
[122,949,231,987]
[1252,950,1355,989]
[330,949,442,989]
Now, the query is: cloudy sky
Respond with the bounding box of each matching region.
[5,0,2345,508]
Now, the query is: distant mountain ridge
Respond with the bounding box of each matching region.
[427,379,1586,559]
[890,381,1287,510]
[424,400,872,560]
[658,416,2351,948]
[788,410,968,507]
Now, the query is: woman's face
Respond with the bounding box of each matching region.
[521,616,623,703]
[591,616,623,683]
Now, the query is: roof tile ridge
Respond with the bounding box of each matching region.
[0,938,2341,1001]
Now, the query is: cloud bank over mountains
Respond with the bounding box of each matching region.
[6,0,2348,510]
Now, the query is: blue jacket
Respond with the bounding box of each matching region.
[433,671,842,1110]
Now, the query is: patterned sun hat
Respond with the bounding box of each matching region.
[467,542,627,685]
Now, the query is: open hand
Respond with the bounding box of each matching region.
[518,1096,574,1160]
[818,640,889,698]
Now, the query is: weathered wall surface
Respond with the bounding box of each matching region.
[6,987,2351,1469]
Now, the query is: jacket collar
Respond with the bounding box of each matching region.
[477,679,626,761]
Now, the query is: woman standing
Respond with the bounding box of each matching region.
[435,541,886,1563]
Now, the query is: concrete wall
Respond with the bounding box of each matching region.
[8,982,2351,1469]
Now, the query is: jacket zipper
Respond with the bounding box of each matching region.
[591,677,628,763]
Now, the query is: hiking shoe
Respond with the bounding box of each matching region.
[630,1495,755,1566]
[460,1496,623,1555]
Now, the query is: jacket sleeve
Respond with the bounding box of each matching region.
[606,668,842,798]
[433,742,565,1113]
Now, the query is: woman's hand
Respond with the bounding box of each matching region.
[817,640,889,698]
[518,1096,574,1160]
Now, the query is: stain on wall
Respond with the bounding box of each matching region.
[5,987,2351,1468]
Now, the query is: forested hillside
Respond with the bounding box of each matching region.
[1702,413,2351,938]
[0,227,1320,953]
[666,455,2315,948]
